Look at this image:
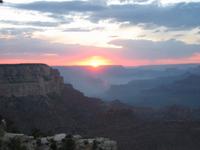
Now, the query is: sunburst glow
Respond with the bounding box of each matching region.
[78,56,111,67]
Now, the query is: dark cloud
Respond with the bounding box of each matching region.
[15,1,105,13]
[119,0,150,3]
[174,33,184,37]
[153,29,164,33]
[12,1,200,29]
[0,20,60,27]
[0,28,42,36]
[91,2,200,29]
[111,39,200,59]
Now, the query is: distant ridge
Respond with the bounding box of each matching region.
[0,63,47,66]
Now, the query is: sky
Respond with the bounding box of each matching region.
[0,0,200,66]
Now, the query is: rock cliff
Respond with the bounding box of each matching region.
[0,64,64,97]
[1,64,200,150]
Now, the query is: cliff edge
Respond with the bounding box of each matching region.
[0,64,64,97]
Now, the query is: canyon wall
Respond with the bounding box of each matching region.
[0,64,64,97]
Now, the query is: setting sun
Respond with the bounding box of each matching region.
[90,60,100,67]
[78,56,111,67]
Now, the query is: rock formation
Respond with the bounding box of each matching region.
[0,64,64,97]
[0,132,117,150]
[2,64,200,150]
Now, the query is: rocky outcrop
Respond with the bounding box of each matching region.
[0,132,117,150]
[0,64,64,97]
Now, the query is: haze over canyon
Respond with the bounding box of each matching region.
[1,0,200,150]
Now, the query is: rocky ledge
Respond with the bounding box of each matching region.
[0,132,117,150]
[0,64,64,97]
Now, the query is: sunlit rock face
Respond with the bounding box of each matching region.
[0,64,64,97]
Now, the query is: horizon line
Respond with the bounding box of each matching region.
[0,62,200,68]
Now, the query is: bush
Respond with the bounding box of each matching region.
[92,140,98,150]
[50,139,57,150]
[31,128,45,139]
[0,139,2,149]
[6,137,27,150]
[59,135,75,150]
[36,139,42,147]
[0,127,5,138]
[84,140,89,145]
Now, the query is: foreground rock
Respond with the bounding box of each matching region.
[0,132,117,150]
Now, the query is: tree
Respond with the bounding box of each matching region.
[50,139,57,150]
[36,139,42,147]
[0,139,3,149]
[0,127,4,138]
[59,135,75,150]
[92,140,98,150]
[6,137,27,150]
[0,0,3,3]
[0,120,5,138]
[31,128,44,139]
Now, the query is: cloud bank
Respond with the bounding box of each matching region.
[13,1,200,28]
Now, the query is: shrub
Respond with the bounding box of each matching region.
[50,139,57,150]
[0,139,2,149]
[84,140,89,145]
[0,127,5,138]
[59,135,75,150]
[36,139,42,147]
[92,140,98,150]
[31,128,44,139]
[6,137,27,150]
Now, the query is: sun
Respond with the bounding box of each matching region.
[89,56,105,67]
[90,60,100,67]
[78,56,111,67]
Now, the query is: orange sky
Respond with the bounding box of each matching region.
[1,53,200,67]
[1,1,200,67]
